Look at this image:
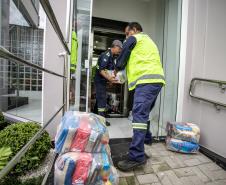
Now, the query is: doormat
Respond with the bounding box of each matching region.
[109,138,132,166]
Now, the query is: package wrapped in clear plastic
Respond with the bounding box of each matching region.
[106,70,127,84]
[55,111,110,154]
[166,122,200,144]
[115,70,127,84]
[54,152,119,185]
[166,137,199,154]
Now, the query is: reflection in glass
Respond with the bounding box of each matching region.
[9,0,29,27]
[0,0,44,122]
[25,73,30,78]
[70,0,93,111]
[19,73,24,78]
[19,79,24,84]
[32,86,36,91]
[19,85,24,90]
[32,80,37,85]
[25,85,30,91]
[25,67,31,72]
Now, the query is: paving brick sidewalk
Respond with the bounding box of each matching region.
[117,143,226,185]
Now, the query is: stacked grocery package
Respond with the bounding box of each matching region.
[106,70,127,84]
[54,111,119,185]
[166,122,200,154]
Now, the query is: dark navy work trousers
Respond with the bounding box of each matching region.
[129,83,162,162]
[95,81,107,117]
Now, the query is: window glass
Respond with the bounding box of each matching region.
[0,0,44,122]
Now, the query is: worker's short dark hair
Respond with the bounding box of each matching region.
[127,22,143,32]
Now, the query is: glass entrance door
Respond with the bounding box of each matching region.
[70,0,93,112]
[126,0,182,139]
[70,0,182,139]
[146,0,182,139]
[158,0,182,138]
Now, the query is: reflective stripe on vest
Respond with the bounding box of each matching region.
[128,74,165,89]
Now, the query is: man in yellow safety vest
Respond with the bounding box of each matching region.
[115,22,165,171]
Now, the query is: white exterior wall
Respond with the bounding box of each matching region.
[43,0,70,138]
[92,0,165,49]
[178,0,226,158]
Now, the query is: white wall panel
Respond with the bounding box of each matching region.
[179,0,226,157]
[43,0,69,138]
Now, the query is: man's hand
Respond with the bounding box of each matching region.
[114,70,118,76]
[108,75,118,84]
[100,70,119,83]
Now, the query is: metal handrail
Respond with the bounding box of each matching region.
[0,0,71,180]
[0,104,65,179]
[40,0,71,54]
[0,46,66,79]
[41,152,57,185]
[189,78,226,109]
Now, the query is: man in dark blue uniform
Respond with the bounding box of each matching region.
[95,40,123,126]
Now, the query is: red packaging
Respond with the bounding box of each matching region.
[72,153,93,184]
[70,117,91,152]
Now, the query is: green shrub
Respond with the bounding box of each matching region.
[0,112,4,122]
[0,112,9,130]
[0,175,43,185]
[20,176,43,185]
[0,147,12,170]
[0,122,51,174]
[0,175,21,185]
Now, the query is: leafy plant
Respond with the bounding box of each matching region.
[0,147,12,170]
[20,176,43,185]
[0,112,4,122]
[0,122,51,174]
[0,112,9,130]
[0,175,21,185]
[0,175,43,185]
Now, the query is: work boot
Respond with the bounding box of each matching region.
[105,120,111,126]
[144,138,152,146]
[117,158,147,172]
